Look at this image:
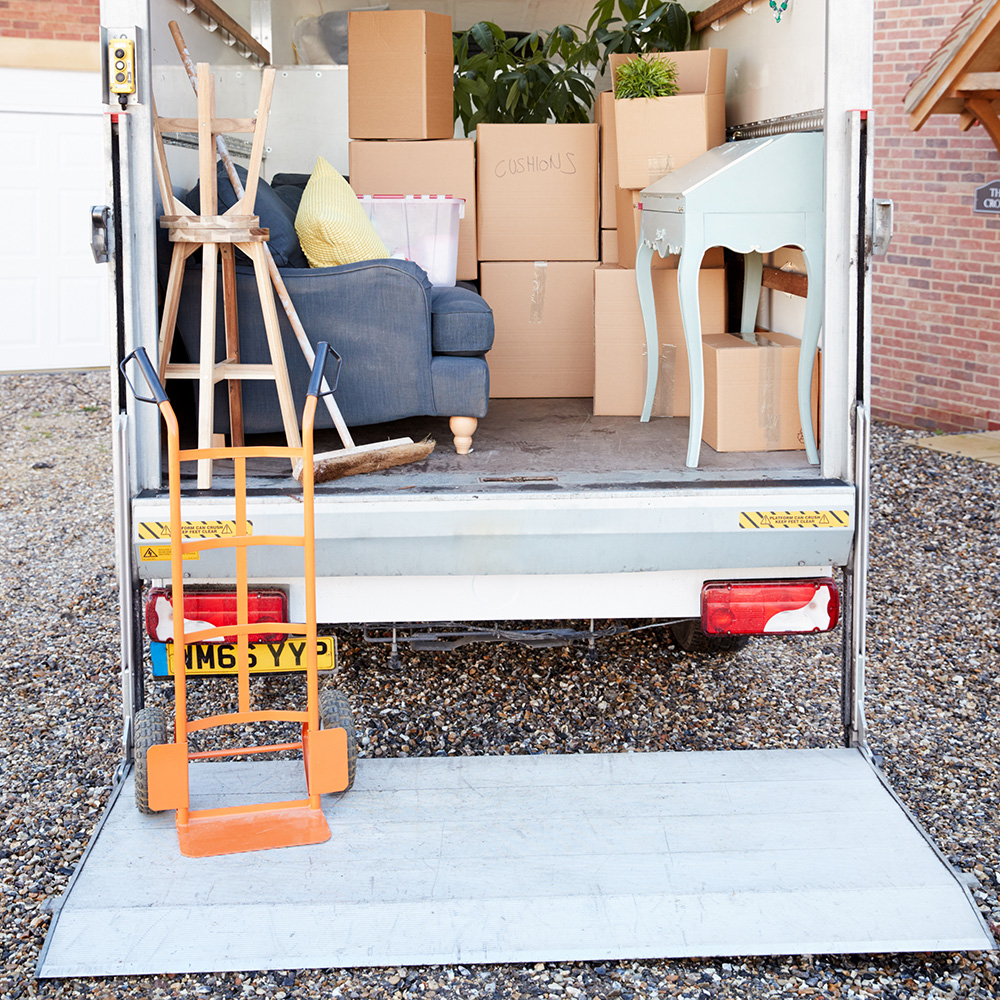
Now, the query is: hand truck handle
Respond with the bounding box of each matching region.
[307,341,343,399]
[120,347,169,404]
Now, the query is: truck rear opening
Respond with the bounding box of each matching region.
[35,0,994,977]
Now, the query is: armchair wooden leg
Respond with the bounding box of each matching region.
[449,416,477,455]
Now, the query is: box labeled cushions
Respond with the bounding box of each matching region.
[477,123,599,261]
[348,11,454,139]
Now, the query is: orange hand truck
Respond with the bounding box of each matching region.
[121,344,355,858]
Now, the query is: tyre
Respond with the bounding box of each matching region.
[318,687,358,790]
[670,619,750,655]
[134,705,168,814]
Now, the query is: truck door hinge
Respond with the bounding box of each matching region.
[91,205,112,264]
[872,198,893,256]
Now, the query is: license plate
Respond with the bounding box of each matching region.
[159,637,336,676]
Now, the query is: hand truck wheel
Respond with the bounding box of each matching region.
[134,705,168,814]
[318,688,358,791]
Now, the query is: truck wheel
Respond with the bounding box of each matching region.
[318,688,358,790]
[134,705,168,815]
[670,619,750,655]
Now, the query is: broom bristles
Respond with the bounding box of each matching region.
[293,438,435,483]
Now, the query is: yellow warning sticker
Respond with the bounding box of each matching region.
[739,510,850,530]
[139,544,199,562]
[138,520,251,541]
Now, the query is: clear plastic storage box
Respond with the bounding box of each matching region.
[357,194,465,286]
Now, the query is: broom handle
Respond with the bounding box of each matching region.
[168,20,356,450]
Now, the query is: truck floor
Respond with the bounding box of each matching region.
[169,398,827,493]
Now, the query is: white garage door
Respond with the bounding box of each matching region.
[0,68,110,373]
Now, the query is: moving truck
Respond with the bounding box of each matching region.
[37,0,995,978]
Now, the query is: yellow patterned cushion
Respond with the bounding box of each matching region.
[294,157,389,267]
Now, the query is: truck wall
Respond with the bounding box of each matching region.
[688,0,826,126]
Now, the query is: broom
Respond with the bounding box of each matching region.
[168,21,435,482]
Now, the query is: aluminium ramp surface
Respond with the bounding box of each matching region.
[38,748,994,977]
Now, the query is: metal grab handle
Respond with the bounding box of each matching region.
[306,342,343,399]
[120,347,169,404]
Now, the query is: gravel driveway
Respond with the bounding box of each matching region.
[1,371,997,998]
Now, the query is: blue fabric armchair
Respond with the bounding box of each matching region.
[158,166,494,454]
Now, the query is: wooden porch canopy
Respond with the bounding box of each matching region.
[904,0,1000,151]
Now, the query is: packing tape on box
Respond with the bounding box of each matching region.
[757,336,782,449]
[637,341,675,418]
[529,261,548,324]
[647,155,674,187]
[653,344,675,418]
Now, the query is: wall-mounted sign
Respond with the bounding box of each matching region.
[973,179,1000,214]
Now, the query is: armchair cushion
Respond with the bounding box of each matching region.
[183,162,309,269]
[429,285,495,356]
[295,157,389,268]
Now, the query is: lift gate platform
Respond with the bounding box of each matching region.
[38,748,994,976]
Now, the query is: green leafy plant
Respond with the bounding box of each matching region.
[587,0,690,70]
[453,21,598,133]
[613,54,679,99]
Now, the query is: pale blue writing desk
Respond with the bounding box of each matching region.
[635,132,825,468]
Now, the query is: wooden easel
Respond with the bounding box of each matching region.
[153,62,300,488]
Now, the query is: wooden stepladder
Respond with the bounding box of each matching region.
[153,62,300,488]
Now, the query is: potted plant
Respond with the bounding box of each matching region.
[613,52,679,100]
[587,0,691,70]
[453,21,597,133]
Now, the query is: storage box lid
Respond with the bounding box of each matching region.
[357,194,465,218]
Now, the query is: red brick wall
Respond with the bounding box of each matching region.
[0,0,100,41]
[873,0,1000,432]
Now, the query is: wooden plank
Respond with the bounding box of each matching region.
[953,70,1000,96]
[184,0,270,65]
[239,68,274,215]
[221,244,244,447]
[692,0,748,33]
[154,116,257,134]
[167,226,267,243]
[161,215,260,228]
[163,363,279,381]
[965,96,1000,152]
[38,750,994,977]
[762,264,808,297]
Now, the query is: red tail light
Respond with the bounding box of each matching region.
[701,578,839,635]
[145,587,288,643]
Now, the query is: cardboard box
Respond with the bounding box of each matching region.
[702,330,820,453]
[481,261,598,397]
[349,139,478,279]
[610,49,727,190]
[476,123,599,261]
[601,229,618,265]
[614,187,726,270]
[348,11,454,139]
[593,265,726,417]
[595,91,619,229]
